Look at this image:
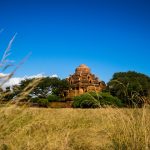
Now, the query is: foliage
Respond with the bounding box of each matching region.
[107,71,150,107]
[37,98,49,107]
[72,96,82,108]
[17,77,70,99]
[80,99,100,108]
[72,92,123,108]
[51,78,70,97]
[30,97,49,107]
[1,92,15,102]
[99,92,124,107]
[30,97,39,103]
[72,93,100,108]
[19,79,34,90]
[47,94,60,102]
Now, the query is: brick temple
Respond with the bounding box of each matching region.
[66,64,106,98]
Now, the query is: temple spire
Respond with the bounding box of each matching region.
[66,64,106,98]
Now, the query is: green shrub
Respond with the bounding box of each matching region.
[37,99,49,107]
[72,93,100,108]
[87,91,102,100]
[80,99,100,108]
[30,98,50,107]
[30,97,39,103]
[99,92,124,107]
[72,92,123,108]
[72,96,82,108]
[47,94,60,102]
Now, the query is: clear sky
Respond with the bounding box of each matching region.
[0,0,150,83]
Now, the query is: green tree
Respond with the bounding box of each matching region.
[107,71,150,107]
[51,79,70,97]
[18,77,69,99]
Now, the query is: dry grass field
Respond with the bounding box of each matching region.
[0,106,149,150]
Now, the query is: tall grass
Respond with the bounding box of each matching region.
[0,106,149,150]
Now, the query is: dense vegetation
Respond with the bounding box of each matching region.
[0,77,69,107]
[19,77,70,98]
[107,71,150,107]
[72,92,123,108]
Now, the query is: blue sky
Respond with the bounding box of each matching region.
[0,0,150,82]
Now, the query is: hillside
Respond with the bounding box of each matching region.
[0,106,149,150]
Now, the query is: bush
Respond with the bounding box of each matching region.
[47,95,60,102]
[99,92,124,107]
[72,93,100,108]
[30,97,39,103]
[30,98,49,107]
[72,96,82,108]
[37,99,49,107]
[80,99,100,108]
[72,92,123,108]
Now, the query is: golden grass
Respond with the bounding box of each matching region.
[0,106,149,150]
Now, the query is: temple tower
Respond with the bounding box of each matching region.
[66,64,105,98]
